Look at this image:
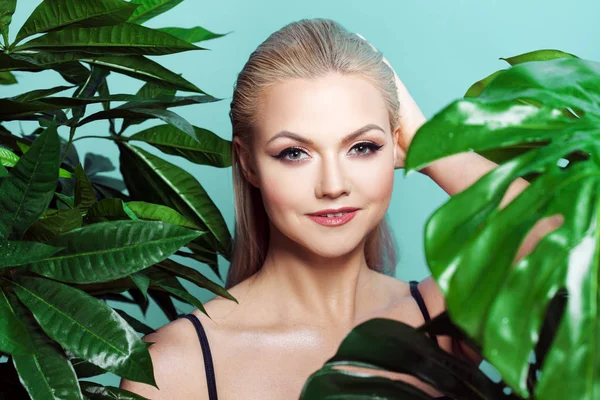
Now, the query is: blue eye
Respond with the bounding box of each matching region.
[274,147,309,162]
[349,142,384,156]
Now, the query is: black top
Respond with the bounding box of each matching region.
[179,280,452,400]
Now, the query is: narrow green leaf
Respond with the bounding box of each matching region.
[0,287,34,355]
[26,220,201,284]
[10,290,84,400]
[79,107,195,139]
[0,71,16,84]
[80,381,149,400]
[130,272,150,301]
[128,124,232,168]
[158,26,228,43]
[114,309,153,335]
[0,240,64,268]
[17,24,203,55]
[10,85,73,102]
[0,0,16,40]
[15,0,139,44]
[74,164,97,210]
[26,208,83,242]
[11,276,157,387]
[128,0,184,24]
[10,52,204,93]
[153,281,207,316]
[86,198,138,220]
[118,142,232,255]
[0,124,60,240]
[158,259,236,302]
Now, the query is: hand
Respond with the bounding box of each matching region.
[355,33,427,169]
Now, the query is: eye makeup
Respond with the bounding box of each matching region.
[272,141,384,163]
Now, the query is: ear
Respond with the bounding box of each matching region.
[233,137,260,187]
[392,125,406,170]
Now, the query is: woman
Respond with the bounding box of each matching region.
[121,18,560,399]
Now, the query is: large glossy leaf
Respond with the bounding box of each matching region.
[124,200,200,229]
[0,124,60,240]
[127,124,232,168]
[0,287,34,355]
[0,240,64,268]
[10,52,204,93]
[128,0,183,24]
[158,26,228,43]
[303,318,509,400]
[118,142,231,255]
[25,220,201,284]
[15,0,138,44]
[10,276,157,386]
[9,290,84,400]
[16,24,203,55]
[405,56,600,400]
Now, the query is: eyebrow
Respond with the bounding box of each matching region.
[266,123,386,146]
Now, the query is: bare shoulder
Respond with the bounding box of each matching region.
[119,316,209,399]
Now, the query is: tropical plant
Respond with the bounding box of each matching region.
[0,0,236,398]
[301,49,596,399]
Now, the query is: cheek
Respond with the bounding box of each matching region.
[256,162,309,218]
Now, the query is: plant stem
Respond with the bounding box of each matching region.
[1,31,9,50]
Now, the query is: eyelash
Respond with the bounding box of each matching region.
[273,142,384,163]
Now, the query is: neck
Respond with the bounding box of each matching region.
[250,222,377,329]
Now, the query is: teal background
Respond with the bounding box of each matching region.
[2,0,599,388]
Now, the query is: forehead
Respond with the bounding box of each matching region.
[255,73,389,143]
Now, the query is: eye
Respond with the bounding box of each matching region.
[274,147,309,162]
[348,142,384,156]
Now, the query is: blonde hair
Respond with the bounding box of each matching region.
[226,18,400,289]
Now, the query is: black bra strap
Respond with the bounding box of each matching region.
[180,313,218,400]
[409,280,440,347]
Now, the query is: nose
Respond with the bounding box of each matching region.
[315,155,352,199]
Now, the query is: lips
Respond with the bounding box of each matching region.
[307,207,359,217]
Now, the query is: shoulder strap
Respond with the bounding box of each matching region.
[409,280,440,347]
[180,313,219,400]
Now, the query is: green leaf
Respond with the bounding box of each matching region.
[0,124,60,240]
[79,107,195,138]
[130,272,150,301]
[69,355,106,379]
[158,26,228,43]
[405,56,600,400]
[10,290,84,400]
[301,366,434,400]
[74,164,97,210]
[118,142,232,255]
[464,69,505,98]
[128,124,232,168]
[80,381,150,399]
[0,164,7,178]
[0,0,16,40]
[305,318,506,400]
[26,208,83,242]
[151,279,207,316]
[500,49,578,66]
[158,259,236,302]
[15,0,139,44]
[10,85,74,102]
[10,52,204,93]
[17,24,203,55]
[26,220,201,284]
[114,309,153,335]
[0,287,34,355]
[128,0,184,24]
[10,276,157,387]
[86,198,139,221]
[0,147,19,166]
[125,200,201,229]
[0,240,64,268]
[0,71,16,84]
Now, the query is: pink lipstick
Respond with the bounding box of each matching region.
[307,207,359,227]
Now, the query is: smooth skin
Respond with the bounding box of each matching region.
[121,70,563,399]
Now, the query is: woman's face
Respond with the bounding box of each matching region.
[237,73,398,259]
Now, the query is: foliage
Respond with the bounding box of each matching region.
[302,50,597,399]
[0,0,236,398]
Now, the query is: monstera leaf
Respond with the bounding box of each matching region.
[405,52,600,400]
